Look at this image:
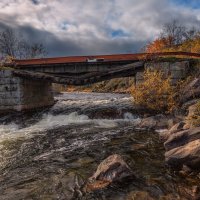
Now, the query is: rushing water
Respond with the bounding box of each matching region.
[0,92,199,200]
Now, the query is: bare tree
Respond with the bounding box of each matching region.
[159,20,200,49]
[0,28,47,59]
[160,20,186,47]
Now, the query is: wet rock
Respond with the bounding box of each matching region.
[165,139,200,170]
[139,114,172,129]
[84,154,134,192]
[63,172,85,199]
[159,121,186,142]
[164,127,200,151]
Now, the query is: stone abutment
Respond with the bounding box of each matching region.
[0,68,54,113]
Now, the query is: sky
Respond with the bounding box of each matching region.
[0,0,200,57]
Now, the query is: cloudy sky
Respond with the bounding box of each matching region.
[0,0,200,57]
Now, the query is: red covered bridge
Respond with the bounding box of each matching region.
[7,51,200,85]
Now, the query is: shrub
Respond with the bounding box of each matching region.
[131,69,176,113]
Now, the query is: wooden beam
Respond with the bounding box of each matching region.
[13,61,144,85]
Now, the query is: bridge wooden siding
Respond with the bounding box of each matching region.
[7,51,200,85]
[13,62,145,85]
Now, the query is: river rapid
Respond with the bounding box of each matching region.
[0,92,199,200]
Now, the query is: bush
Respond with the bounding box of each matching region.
[131,69,176,113]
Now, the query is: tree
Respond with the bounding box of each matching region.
[146,37,170,53]
[145,20,200,53]
[0,28,47,60]
[160,20,186,47]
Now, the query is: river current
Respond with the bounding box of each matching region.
[0,92,199,200]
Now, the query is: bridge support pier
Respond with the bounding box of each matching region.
[135,61,190,86]
[0,69,54,113]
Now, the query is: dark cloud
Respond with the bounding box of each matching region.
[0,23,145,57]
[0,0,199,57]
[31,0,40,5]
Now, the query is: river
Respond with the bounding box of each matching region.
[0,92,199,200]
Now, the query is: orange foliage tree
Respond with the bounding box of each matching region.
[145,20,200,53]
[145,37,171,53]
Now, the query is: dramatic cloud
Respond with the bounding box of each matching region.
[0,0,199,57]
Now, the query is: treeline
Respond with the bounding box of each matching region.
[146,20,200,53]
[0,28,47,61]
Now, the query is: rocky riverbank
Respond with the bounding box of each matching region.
[79,76,200,199]
[136,75,200,172]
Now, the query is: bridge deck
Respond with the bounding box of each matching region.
[11,51,200,67]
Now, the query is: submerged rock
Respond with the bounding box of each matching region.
[84,154,134,192]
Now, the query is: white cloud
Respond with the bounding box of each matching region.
[0,0,199,56]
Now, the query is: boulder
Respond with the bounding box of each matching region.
[181,98,200,111]
[159,121,186,142]
[165,139,200,170]
[84,154,134,192]
[164,127,200,151]
[139,114,172,129]
[179,77,200,104]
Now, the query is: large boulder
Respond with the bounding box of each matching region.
[165,139,200,170]
[84,154,134,192]
[165,133,200,170]
[164,127,200,151]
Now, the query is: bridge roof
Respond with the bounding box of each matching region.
[12,52,200,66]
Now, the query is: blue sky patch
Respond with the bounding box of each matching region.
[111,29,129,38]
[60,21,70,30]
[170,0,200,9]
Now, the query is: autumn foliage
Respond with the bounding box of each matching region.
[131,69,176,113]
[145,20,200,53]
[146,37,171,53]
